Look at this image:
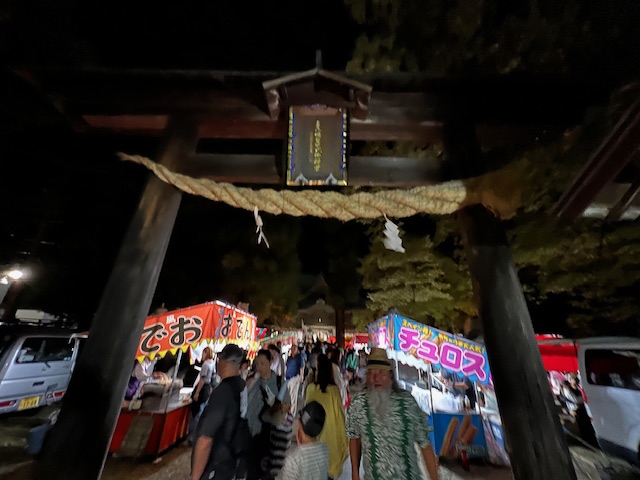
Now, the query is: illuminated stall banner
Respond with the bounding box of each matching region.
[215,304,256,342]
[135,301,257,362]
[286,105,348,186]
[367,317,390,349]
[371,314,491,386]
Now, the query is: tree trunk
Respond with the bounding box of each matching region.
[36,116,199,480]
[0,282,9,307]
[335,307,345,348]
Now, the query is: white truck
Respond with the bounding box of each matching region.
[0,326,86,414]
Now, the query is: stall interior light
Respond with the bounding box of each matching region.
[0,277,8,285]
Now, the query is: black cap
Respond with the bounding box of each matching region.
[299,401,326,438]
[218,344,244,365]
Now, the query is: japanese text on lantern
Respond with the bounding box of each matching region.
[398,326,487,382]
[140,315,203,355]
[311,120,322,172]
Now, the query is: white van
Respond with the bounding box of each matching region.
[578,337,640,465]
[0,326,86,414]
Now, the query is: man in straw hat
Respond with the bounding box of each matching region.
[346,347,440,480]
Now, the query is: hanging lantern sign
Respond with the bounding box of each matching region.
[286,105,348,186]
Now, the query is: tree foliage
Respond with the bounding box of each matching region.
[219,218,301,326]
[358,218,474,331]
[147,195,303,327]
[503,103,640,336]
[323,220,367,310]
[347,2,640,337]
[344,0,640,80]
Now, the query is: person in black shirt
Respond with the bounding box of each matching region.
[442,370,477,410]
[191,344,247,480]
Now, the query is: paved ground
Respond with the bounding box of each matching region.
[1,408,638,479]
[0,435,513,480]
[4,440,640,479]
[0,405,512,479]
[102,448,512,480]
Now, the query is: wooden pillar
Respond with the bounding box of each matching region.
[36,117,199,480]
[0,282,9,307]
[335,307,345,348]
[446,123,577,480]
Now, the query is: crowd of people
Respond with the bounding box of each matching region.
[548,371,598,447]
[188,341,441,480]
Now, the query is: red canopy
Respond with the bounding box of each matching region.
[135,301,257,361]
[536,335,579,372]
[354,334,369,344]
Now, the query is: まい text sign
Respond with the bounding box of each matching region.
[135,302,257,360]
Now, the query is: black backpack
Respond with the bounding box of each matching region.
[230,383,250,459]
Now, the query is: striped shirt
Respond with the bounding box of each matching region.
[276,442,329,480]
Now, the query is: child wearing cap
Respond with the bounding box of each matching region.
[276,401,329,480]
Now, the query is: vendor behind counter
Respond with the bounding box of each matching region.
[441,369,477,410]
[124,352,198,405]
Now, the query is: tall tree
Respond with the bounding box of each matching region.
[359,219,474,330]
[345,1,640,337]
[219,216,302,326]
[153,200,302,326]
[344,0,640,82]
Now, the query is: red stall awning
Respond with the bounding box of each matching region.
[536,335,579,372]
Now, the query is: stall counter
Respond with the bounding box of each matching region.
[109,400,191,458]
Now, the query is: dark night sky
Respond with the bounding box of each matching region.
[1,1,360,70]
[0,1,366,324]
[4,2,640,335]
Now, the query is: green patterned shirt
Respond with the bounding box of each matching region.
[346,389,432,480]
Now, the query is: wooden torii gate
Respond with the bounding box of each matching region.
[15,66,615,480]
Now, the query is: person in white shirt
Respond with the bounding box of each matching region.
[327,347,348,406]
[268,344,285,377]
[133,357,160,382]
[125,357,162,402]
[277,401,328,480]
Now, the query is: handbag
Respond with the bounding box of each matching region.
[190,382,213,415]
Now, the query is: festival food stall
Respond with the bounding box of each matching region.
[537,334,579,372]
[109,301,258,459]
[259,330,303,352]
[368,314,497,463]
[345,332,369,351]
[535,335,584,430]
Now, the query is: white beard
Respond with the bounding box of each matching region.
[367,387,391,420]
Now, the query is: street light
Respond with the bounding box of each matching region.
[0,266,25,308]
[7,269,23,280]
